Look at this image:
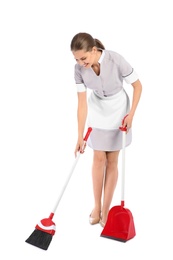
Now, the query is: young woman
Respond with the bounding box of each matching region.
[70,32,142,227]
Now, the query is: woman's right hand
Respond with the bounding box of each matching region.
[74,137,86,157]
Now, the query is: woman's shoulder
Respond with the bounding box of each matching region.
[75,63,80,69]
[105,49,123,61]
[104,50,129,68]
[74,63,82,73]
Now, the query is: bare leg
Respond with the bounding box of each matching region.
[101,151,119,225]
[90,150,106,219]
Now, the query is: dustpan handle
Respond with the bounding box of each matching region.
[119,115,128,207]
[51,127,92,215]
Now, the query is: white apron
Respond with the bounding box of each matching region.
[87,89,132,151]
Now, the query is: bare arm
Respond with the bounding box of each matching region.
[123,79,142,129]
[75,91,88,155]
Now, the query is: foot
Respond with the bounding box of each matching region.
[99,212,108,228]
[99,219,105,227]
[89,209,101,225]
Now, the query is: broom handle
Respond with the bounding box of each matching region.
[119,115,128,207]
[121,131,126,205]
[52,127,92,214]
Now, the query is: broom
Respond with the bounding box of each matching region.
[25,127,92,250]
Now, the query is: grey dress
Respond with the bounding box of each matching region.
[74,50,139,151]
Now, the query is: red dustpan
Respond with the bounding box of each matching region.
[100,120,136,242]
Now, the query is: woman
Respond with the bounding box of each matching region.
[70,32,142,227]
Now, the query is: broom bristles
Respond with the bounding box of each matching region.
[25,229,53,250]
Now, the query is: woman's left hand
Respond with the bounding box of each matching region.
[122,114,133,132]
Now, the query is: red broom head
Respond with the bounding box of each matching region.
[35,213,56,235]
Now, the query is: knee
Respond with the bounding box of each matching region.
[106,157,118,170]
[106,152,119,168]
[93,153,106,166]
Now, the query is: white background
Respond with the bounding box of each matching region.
[0,0,173,259]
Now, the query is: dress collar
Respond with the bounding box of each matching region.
[98,49,105,64]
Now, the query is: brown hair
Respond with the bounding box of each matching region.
[70,32,105,52]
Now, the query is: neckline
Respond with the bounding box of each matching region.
[98,49,105,64]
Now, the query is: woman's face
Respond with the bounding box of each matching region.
[72,47,96,68]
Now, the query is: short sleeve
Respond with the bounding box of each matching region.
[123,69,139,84]
[119,55,139,84]
[74,64,86,92]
